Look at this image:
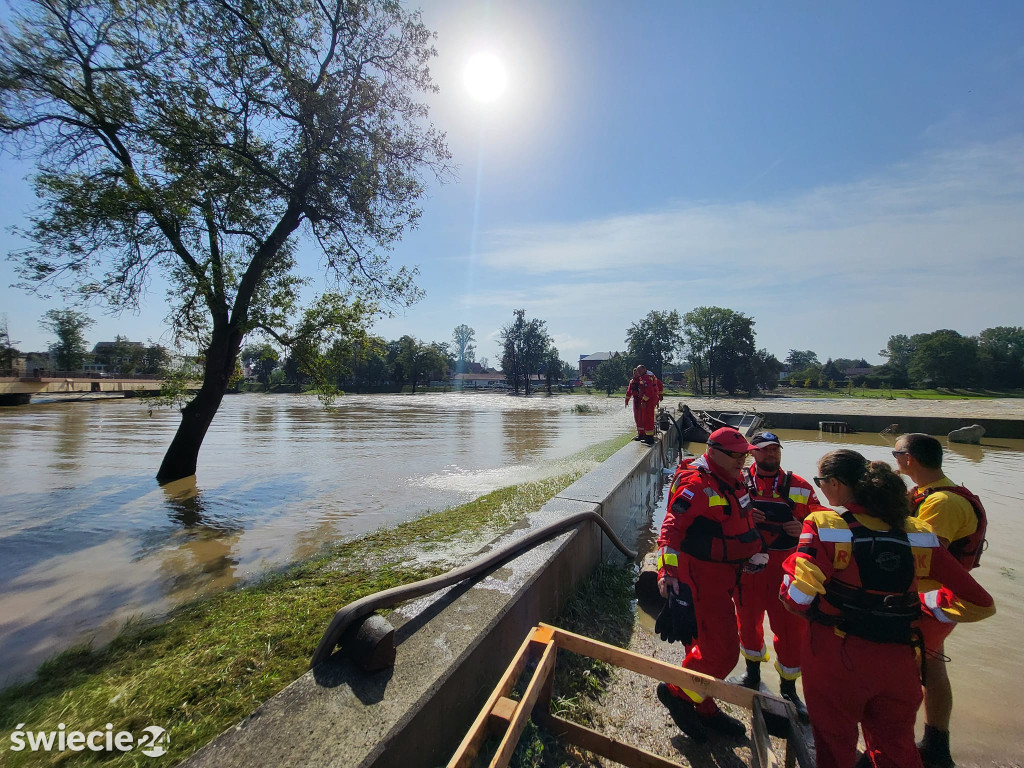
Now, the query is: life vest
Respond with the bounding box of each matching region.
[910,484,988,569]
[671,457,763,564]
[743,469,797,551]
[813,511,921,645]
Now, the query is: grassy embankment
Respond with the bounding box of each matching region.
[0,433,635,767]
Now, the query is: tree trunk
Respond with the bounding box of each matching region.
[156,329,240,484]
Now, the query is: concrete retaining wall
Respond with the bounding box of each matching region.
[179,433,672,768]
[758,411,1024,439]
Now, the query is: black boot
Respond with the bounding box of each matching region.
[656,683,708,743]
[728,659,762,690]
[779,678,809,723]
[917,724,955,768]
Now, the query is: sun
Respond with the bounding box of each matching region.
[463,51,508,104]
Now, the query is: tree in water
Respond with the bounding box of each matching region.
[0,0,451,482]
[40,309,94,372]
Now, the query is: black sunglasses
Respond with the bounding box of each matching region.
[712,445,750,460]
[891,450,909,458]
[813,476,831,488]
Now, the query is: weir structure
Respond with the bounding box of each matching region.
[180,426,681,768]
[0,374,168,406]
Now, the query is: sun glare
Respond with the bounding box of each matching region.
[463,52,508,104]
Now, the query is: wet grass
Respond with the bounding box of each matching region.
[0,433,634,767]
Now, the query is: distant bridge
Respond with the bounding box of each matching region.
[0,373,196,406]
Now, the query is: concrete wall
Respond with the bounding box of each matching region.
[179,433,672,768]
[758,411,1024,439]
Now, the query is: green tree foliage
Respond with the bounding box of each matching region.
[40,309,93,371]
[542,347,562,394]
[750,348,784,391]
[908,330,979,388]
[452,324,476,374]
[0,314,20,372]
[241,343,280,387]
[785,350,820,370]
[499,309,552,395]
[625,310,682,380]
[682,306,757,395]
[878,334,915,388]
[592,353,631,396]
[977,326,1024,389]
[394,335,449,393]
[0,0,450,482]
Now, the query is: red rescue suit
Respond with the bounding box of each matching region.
[656,454,763,713]
[625,372,663,439]
[780,504,995,768]
[734,465,818,680]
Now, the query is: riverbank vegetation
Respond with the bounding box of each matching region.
[0,434,633,767]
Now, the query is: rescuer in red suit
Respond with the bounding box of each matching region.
[654,427,767,743]
[732,431,818,720]
[780,449,995,768]
[624,365,663,444]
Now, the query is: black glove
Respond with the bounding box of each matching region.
[655,583,698,645]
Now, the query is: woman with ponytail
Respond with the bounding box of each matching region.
[779,449,994,768]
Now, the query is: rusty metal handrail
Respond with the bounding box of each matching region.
[310,510,638,668]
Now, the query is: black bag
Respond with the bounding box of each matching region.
[654,583,698,644]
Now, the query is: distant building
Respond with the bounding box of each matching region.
[578,352,612,380]
[451,372,507,388]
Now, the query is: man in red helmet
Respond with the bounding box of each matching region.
[654,427,766,742]
[625,365,663,444]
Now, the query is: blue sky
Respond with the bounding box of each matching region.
[2,1,1023,368]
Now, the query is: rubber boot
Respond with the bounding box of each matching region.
[779,678,809,723]
[917,724,955,768]
[656,683,708,743]
[696,699,746,738]
[729,659,761,690]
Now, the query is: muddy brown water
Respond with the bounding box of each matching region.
[0,392,636,685]
[634,430,1023,767]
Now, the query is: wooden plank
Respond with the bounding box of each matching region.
[784,721,815,768]
[446,629,540,768]
[488,697,519,734]
[545,624,778,711]
[751,696,781,768]
[535,711,686,768]
[488,638,557,768]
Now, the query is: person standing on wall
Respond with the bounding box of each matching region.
[731,431,819,720]
[654,427,767,743]
[625,364,663,444]
[780,449,994,768]
[892,433,988,768]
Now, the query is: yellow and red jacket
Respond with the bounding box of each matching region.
[743,464,818,551]
[656,454,763,578]
[780,503,995,643]
[910,481,988,572]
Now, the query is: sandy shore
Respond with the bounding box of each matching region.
[667,394,1024,421]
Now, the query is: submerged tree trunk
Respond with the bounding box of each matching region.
[157,328,241,484]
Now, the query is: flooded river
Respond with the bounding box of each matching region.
[0,392,635,685]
